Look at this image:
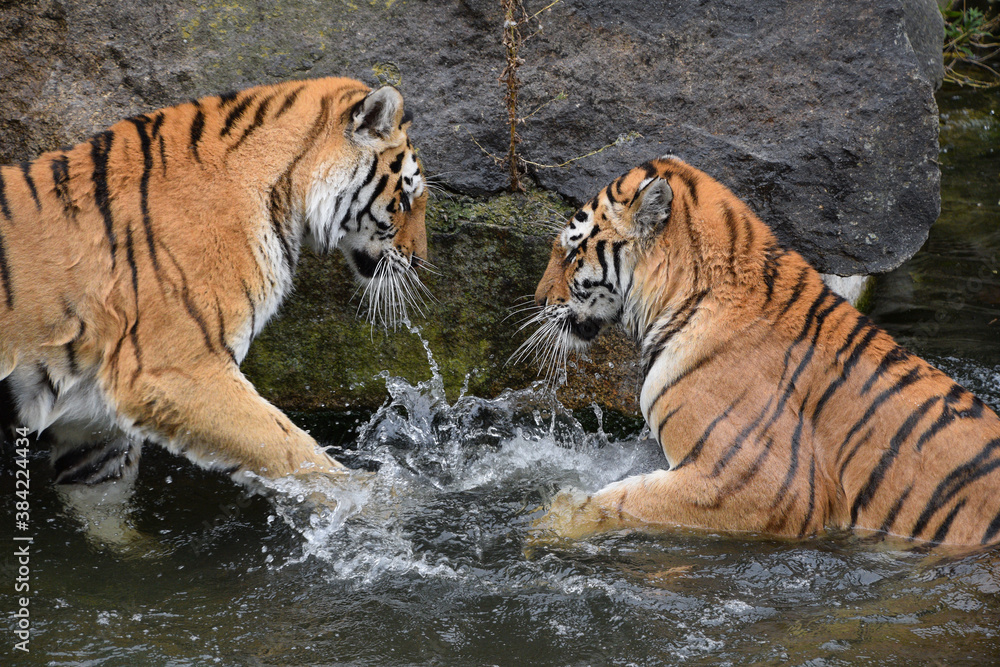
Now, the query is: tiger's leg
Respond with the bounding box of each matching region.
[117,361,344,481]
[532,468,751,542]
[49,426,146,547]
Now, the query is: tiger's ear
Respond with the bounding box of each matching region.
[630,177,673,237]
[350,86,405,142]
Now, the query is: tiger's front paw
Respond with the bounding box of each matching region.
[527,488,614,546]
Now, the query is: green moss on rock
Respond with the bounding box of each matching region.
[243,186,647,414]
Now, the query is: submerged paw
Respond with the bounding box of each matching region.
[527,488,610,545]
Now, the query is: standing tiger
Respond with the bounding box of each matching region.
[0,77,427,493]
[528,156,1000,547]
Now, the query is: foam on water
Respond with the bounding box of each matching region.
[256,322,656,584]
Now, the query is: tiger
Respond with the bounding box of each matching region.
[526,156,1000,548]
[0,77,428,496]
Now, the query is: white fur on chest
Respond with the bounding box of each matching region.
[638,309,707,435]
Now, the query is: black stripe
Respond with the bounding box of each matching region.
[0,228,13,308]
[50,155,73,216]
[229,93,275,152]
[657,405,683,437]
[355,174,389,230]
[849,396,939,526]
[242,279,257,334]
[275,85,306,119]
[388,150,405,174]
[812,324,882,423]
[595,240,609,285]
[270,188,295,271]
[758,291,839,439]
[221,93,255,137]
[218,90,240,107]
[681,198,702,277]
[643,291,707,376]
[126,117,160,272]
[796,285,841,344]
[190,103,205,163]
[651,346,723,406]
[761,244,784,304]
[836,366,924,465]
[124,226,143,384]
[19,162,40,210]
[673,391,746,470]
[150,112,167,175]
[772,399,808,507]
[0,169,12,220]
[65,337,79,375]
[332,164,362,232]
[911,437,1000,539]
[89,130,117,270]
[677,170,699,206]
[215,299,237,363]
[340,86,368,105]
[722,202,739,277]
[930,498,967,544]
[860,346,911,396]
[150,112,165,138]
[182,290,216,354]
[797,456,818,538]
[772,286,836,391]
[158,240,217,355]
[834,314,874,360]
[710,397,774,478]
[721,435,775,503]
[983,506,1000,544]
[283,95,333,186]
[838,427,874,484]
[775,266,811,321]
[914,385,985,452]
[124,225,140,298]
[611,241,625,287]
[878,484,913,535]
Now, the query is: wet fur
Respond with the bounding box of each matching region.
[532,156,1000,547]
[0,77,428,487]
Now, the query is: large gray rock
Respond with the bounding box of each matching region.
[515,1,942,275]
[904,0,947,89]
[0,0,941,276]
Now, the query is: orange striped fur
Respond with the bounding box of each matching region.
[0,77,427,488]
[531,157,1000,547]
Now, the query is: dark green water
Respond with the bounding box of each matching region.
[2,86,999,666]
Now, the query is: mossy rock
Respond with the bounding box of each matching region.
[242,185,644,415]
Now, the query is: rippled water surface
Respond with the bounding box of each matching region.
[3,87,999,666]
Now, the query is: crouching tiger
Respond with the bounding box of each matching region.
[527,156,1000,547]
[0,77,427,494]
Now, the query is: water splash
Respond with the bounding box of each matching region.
[261,320,654,583]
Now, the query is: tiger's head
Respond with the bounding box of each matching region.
[298,82,429,326]
[524,157,682,377]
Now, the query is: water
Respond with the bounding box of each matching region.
[3,86,1000,665]
[5,367,1000,665]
